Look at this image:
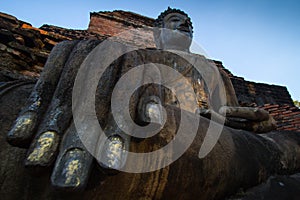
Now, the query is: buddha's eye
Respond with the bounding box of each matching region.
[168,17,181,23]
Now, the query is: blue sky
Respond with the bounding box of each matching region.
[2,0,300,100]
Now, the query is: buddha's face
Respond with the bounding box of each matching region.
[163,13,193,39]
[156,12,193,52]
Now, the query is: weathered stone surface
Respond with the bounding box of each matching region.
[0,12,21,29]
[0,12,103,81]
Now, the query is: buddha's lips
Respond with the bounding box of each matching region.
[177,26,191,33]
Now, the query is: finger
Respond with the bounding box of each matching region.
[138,63,163,124]
[250,116,277,133]
[7,40,77,147]
[7,112,37,147]
[219,106,270,121]
[95,111,131,174]
[51,123,94,190]
[225,116,277,133]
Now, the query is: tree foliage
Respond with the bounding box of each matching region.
[294,100,300,108]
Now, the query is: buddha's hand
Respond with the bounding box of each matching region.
[6,40,101,191]
[198,106,276,133]
[6,40,78,147]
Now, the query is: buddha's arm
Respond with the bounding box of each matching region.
[202,68,276,133]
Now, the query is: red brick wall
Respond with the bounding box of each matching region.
[88,11,155,48]
[261,104,300,132]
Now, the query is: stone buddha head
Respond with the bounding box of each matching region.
[154,7,193,52]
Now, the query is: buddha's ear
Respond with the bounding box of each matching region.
[153,27,163,49]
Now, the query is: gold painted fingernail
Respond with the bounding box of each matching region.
[7,112,36,139]
[27,131,59,165]
[53,148,84,188]
[64,158,81,186]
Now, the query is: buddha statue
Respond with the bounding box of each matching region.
[146,7,276,133]
[6,7,278,191]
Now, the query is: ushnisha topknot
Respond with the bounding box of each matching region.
[154,7,193,32]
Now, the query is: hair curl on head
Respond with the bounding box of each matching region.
[154,7,193,32]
